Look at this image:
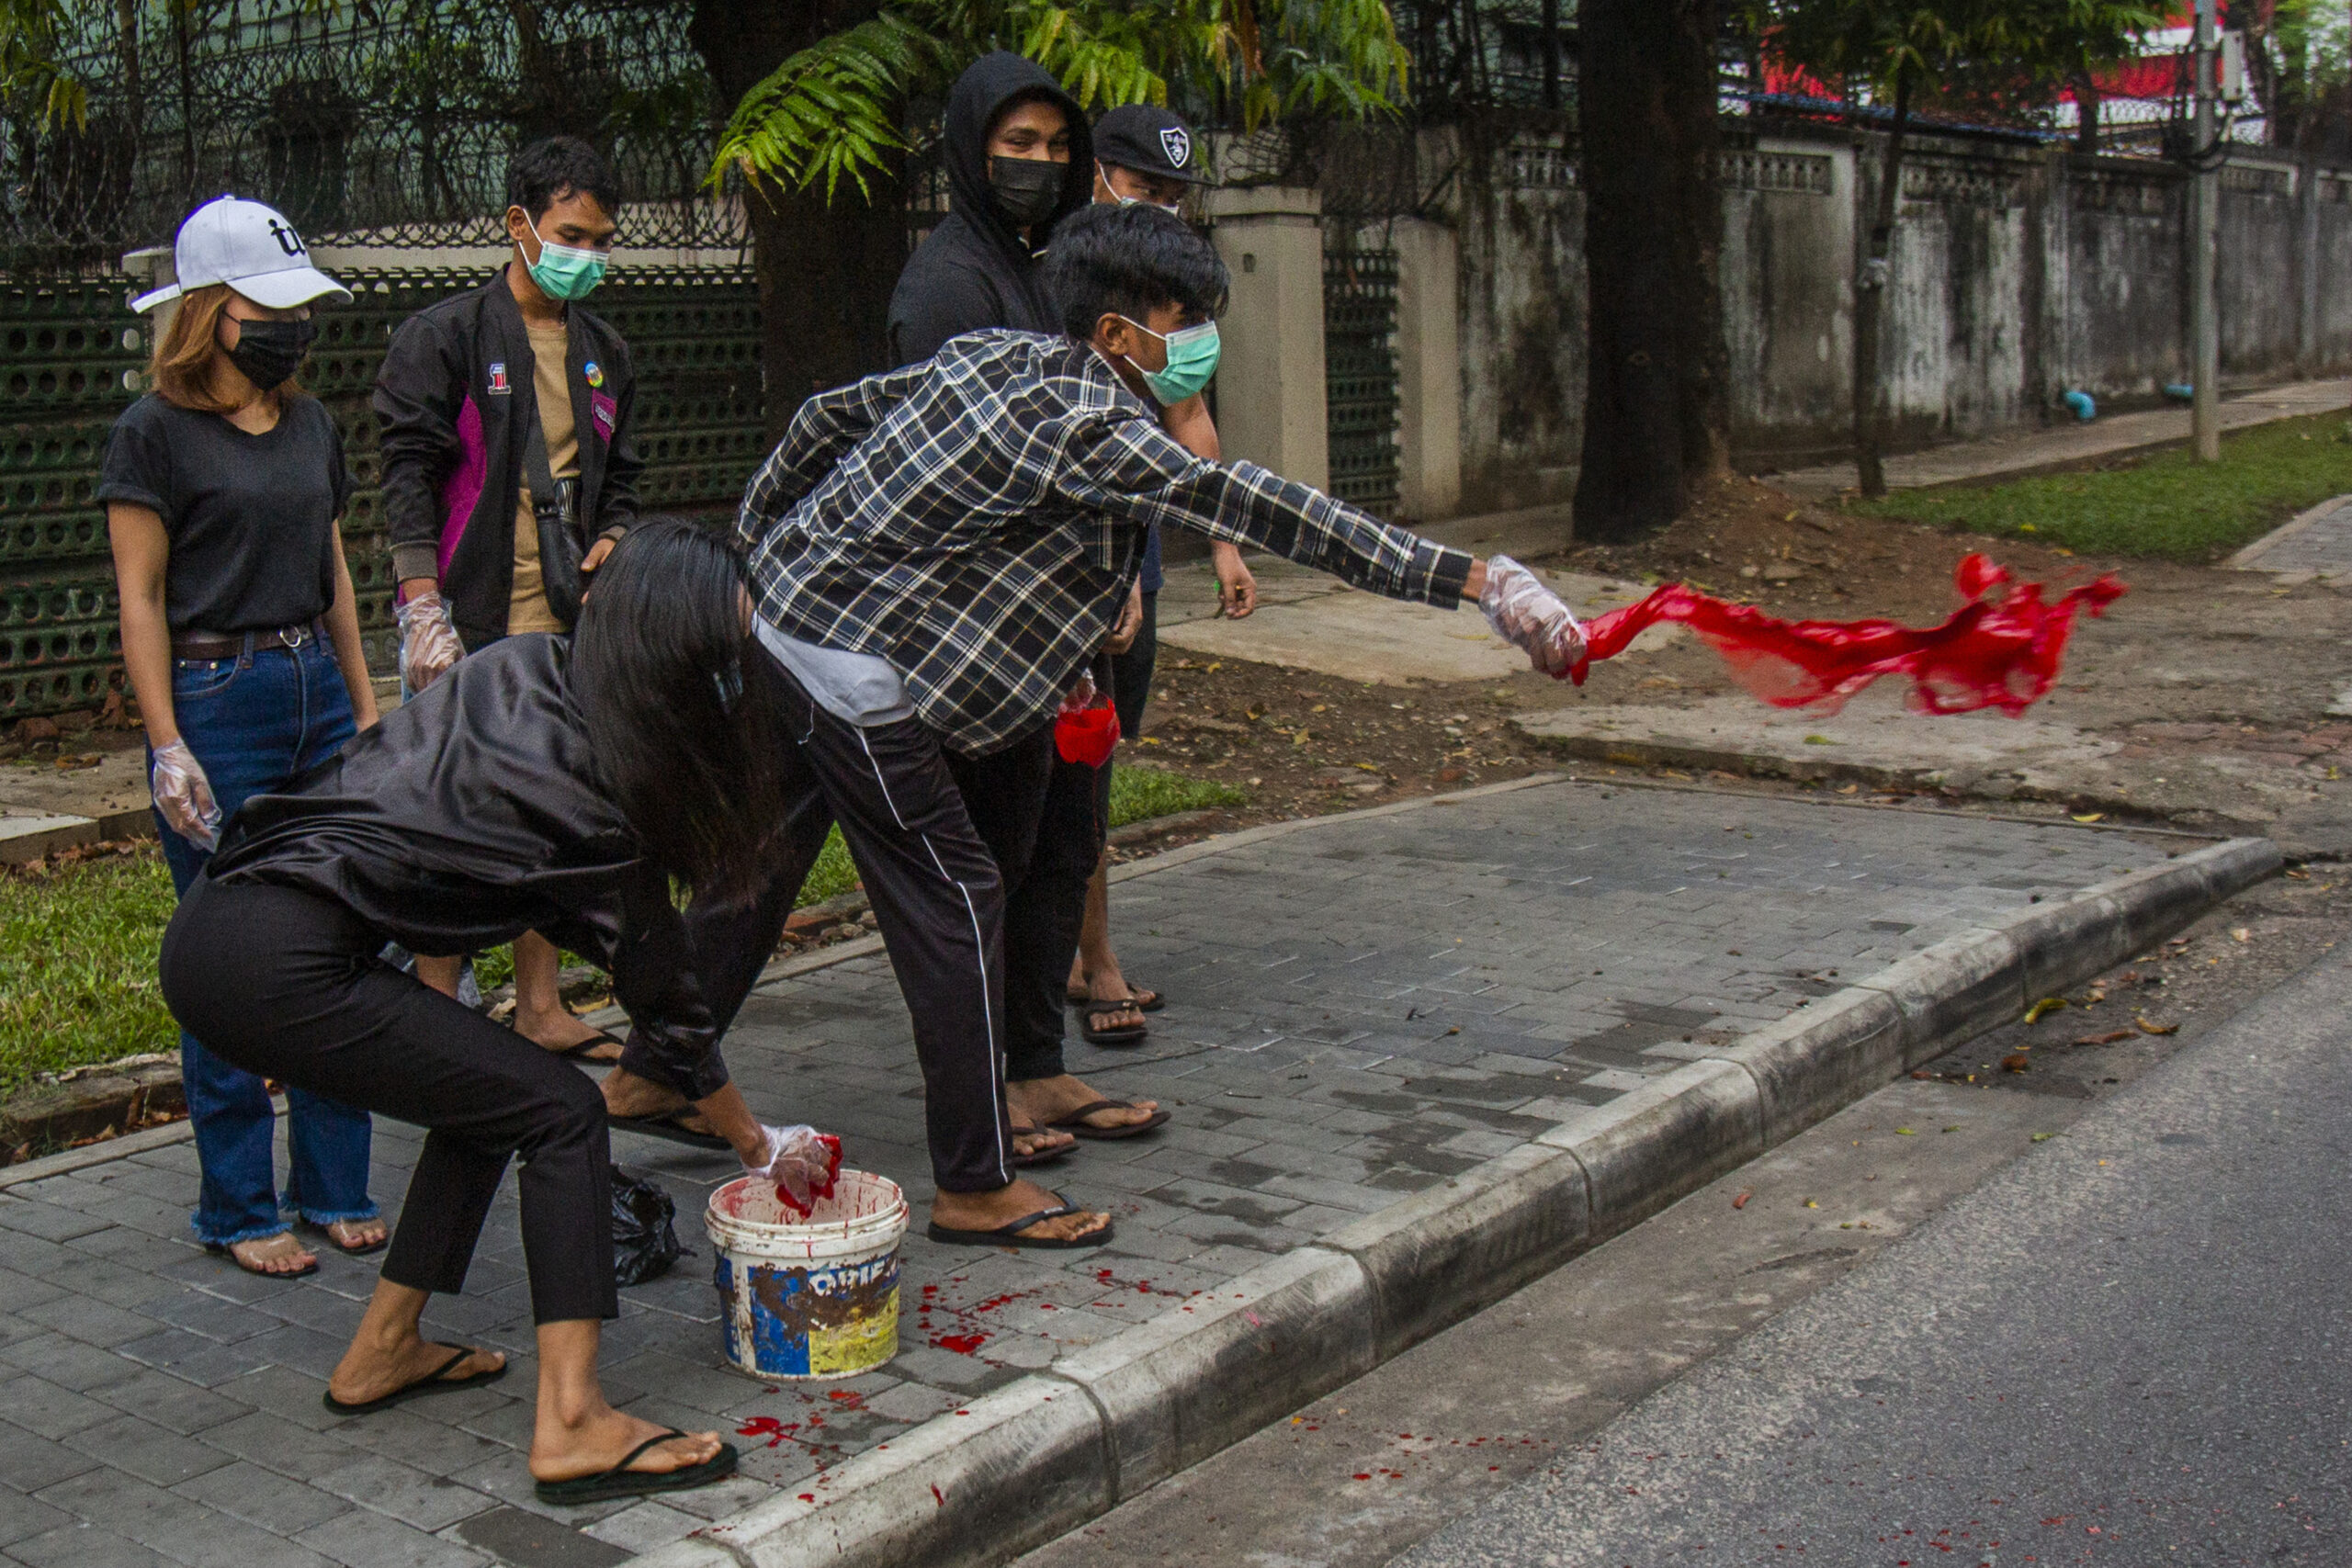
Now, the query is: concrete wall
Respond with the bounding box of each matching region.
[1442,125,2352,504]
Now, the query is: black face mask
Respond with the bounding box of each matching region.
[224,316,317,392]
[989,155,1066,231]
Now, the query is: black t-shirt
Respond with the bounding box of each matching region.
[96,393,351,634]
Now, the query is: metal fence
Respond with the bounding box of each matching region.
[1323,244,1401,515]
[0,265,763,723]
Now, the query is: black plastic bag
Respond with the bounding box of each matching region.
[611,1166,684,1287]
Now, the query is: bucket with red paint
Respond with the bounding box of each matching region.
[706,1170,908,1381]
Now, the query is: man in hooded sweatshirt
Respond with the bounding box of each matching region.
[881,54,1175,1159]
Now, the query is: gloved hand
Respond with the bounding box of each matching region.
[396,590,464,693]
[1479,555,1587,678]
[1058,672,1100,716]
[745,1123,843,1217]
[150,738,221,851]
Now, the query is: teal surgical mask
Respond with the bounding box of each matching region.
[1099,164,1182,217]
[1118,316,1221,404]
[525,215,609,301]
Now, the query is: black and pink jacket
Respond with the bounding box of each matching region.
[374,267,642,648]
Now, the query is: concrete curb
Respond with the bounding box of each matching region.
[635,834,2278,1568]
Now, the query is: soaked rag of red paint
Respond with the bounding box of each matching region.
[1566,556,2126,716]
[774,1134,844,1219]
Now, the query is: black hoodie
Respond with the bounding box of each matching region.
[886,51,1094,367]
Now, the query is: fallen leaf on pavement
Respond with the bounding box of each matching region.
[2230,927,2251,942]
[1894,1127,1916,1135]
[2071,812,2104,823]
[2001,1053,2033,1073]
[2023,997,2068,1024]
[2135,1018,2180,1035]
[1804,1199,1818,1209]
[1732,1190,1750,1210]
[2073,1030,2134,1046]
[2030,1132,2055,1142]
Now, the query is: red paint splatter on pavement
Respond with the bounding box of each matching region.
[933,1333,988,1355]
[736,1416,797,1448]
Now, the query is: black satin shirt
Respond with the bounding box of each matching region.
[206,635,727,1094]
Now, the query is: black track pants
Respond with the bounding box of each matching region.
[160,878,616,1324]
[675,657,1049,1193]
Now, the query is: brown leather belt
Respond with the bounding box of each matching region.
[171,621,325,661]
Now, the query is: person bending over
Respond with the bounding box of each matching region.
[636,203,1584,1250]
[159,522,827,1505]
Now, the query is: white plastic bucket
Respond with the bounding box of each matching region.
[706,1170,908,1381]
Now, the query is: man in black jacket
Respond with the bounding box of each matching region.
[886,51,1094,367]
[374,135,644,1063]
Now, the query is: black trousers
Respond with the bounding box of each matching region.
[160,878,616,1324]
[661,656,1057,1192]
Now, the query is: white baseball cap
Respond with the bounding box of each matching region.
[130,196,354,314]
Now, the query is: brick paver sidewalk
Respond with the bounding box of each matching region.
[0,780,2179,1567]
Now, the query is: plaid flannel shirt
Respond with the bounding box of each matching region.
[736,329,1474,756]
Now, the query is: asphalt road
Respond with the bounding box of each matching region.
[1400,942,2352,1568]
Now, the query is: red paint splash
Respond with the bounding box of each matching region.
[735,1416,797,1449]
[933,1333,989,1355]
[1568,554,2125,716]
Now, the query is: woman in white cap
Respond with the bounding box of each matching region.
[96,196,386,1279]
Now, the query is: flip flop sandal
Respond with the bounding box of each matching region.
[606,1111,732,1151]
[1079,1001,1148,1046]
[926,1193,1115,1250]
[322,1344,509,1416]
[553,1029,626,1064]
[1066,985,1166,1013]
[1045,1100,1171,1141]
[206,1238,319,1280]
[302,1218,389,1257]
[534,1430,741,1506]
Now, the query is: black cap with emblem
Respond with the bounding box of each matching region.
[1092,104,1210,186]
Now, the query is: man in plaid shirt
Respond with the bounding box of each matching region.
[654,204,1586,1248]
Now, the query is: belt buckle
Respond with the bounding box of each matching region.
[277,625,307,650]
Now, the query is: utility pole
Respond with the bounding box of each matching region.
[2190,0,2221,461]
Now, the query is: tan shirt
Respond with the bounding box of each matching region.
[509,319,581,634]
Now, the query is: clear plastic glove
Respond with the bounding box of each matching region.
[150,738,221,851]
[396,590,464,693]
[745,1123,843,1217]
[1479,554,1588,678]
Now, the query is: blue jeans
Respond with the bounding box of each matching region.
[155,636,379,1247]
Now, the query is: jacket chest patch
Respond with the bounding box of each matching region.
[590,390,617,441]
[487,361,512,395]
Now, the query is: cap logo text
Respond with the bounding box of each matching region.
[264,218,309,258]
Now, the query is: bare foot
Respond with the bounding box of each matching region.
[932,1177,1110,1242]
[1008,1074,1160,1135]
[1009,1118,1076,1162]
[600,1068,716,1134]
[328,1331,504,1407]
[517,1004,619,1063]
[321,1217,388,1253]
[226,1231,318,1276]
[531,1405,725,1483]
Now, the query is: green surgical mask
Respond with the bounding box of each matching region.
[525,215,609,301]
[1118,316,1221,405]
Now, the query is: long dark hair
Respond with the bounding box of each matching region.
[571,519,788,904]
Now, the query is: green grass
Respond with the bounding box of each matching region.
[1,847,181,1096]
[2,768,1238,1092]
[1108,762,1245,828]
[1851,410,2352,560]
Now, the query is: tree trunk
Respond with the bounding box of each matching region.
[687,0,905,444]
[2073,70,2100,153]
[1852,68,1911,501]
[1572,0,1726,544]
